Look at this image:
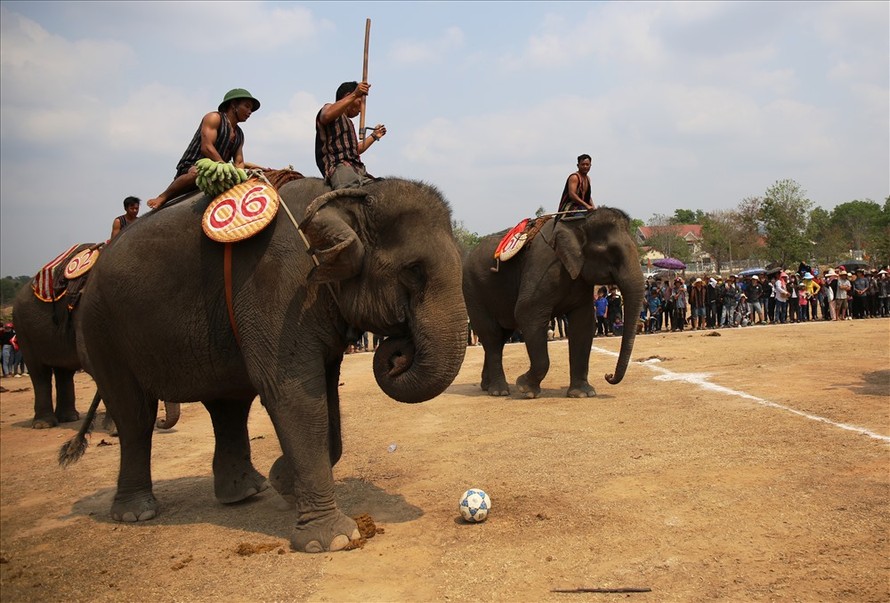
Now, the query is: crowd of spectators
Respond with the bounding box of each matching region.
[640,262,890,333]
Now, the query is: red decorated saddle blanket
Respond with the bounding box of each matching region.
[31,243,96,303]
[493,215,553,261]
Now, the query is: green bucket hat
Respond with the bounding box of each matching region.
[218,88,260,112]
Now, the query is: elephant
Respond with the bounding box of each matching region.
[12,247,180,430]
[72,177,468,553]
[463,208,644,398]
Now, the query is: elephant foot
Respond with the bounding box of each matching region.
[567,383,597,398]
[55,409,80,423]
[102,414,119,436]
[515,373,541,399]
[215,466,269,504]
[32,415,59,429]
[292,511,361,553]
[111,492,158,522]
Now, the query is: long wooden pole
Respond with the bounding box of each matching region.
[359,18,371,143]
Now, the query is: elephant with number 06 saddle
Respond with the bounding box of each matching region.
[72,177,468,553]
[463,208,645,398]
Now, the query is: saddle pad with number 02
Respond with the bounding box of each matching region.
[202,179,280,243]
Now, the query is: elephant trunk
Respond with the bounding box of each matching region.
[373,271,468,403]
[605,265,645,385]
[155,402,181,429]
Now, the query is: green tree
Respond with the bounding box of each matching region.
[670,209,705,224]
[830,199,883,254]
[806,207,846,265]
[0,276,30,313]
[760,179,814,266]
[451,220,482,259]
[700,210,749,273]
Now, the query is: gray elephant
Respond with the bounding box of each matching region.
[73,177,467,553]
[463,208,644,398]
[12,246,180,430]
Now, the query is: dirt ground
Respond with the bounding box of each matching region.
[1,319,888,602]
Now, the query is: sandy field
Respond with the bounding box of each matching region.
[1,318,888,602]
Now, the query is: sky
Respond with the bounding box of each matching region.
[1,1,888,277]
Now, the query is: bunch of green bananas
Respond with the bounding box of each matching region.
[195,158,249,197]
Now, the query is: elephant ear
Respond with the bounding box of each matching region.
[301,206,366,284]
[551,220,585,280]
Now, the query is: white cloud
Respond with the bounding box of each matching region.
[0,7,135,107]
[389,26,465,64]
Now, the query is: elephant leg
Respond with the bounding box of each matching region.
[263,372,360,553]
[326,360,343,466]
[110,390,159,522]
[565,306,596,398]
[30,363,58,429]
[202,398,268,504]
[516,325,550,399]
[480,329,511,396]
[53,367,80,423]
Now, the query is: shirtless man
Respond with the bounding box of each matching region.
[148,88,263,209]
[110,196,140,239]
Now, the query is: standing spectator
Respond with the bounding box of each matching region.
[661,278,674,332]
[867,270,880,317]
[851,269,869,319]
[671,277,688,332]
[721,275,740,327]
[594,287,609,337]
[645,285,662,334]
[705,277,719,329]
[877,270,890,317]
[787,274,799,322]
[748,275,765,325]
[1,323,14,377]
[689,278,707,330]
[773,274,790,324]
[836,270,852,320]
[796,283,809,322]
[822,270,837,320]
[714,275,725,326]
[760,276,772,323]
[606,286,623,336]
[802,273,820,321]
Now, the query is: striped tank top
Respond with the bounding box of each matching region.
[174,112,244,177]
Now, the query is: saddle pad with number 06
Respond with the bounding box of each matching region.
[202,179,280,243]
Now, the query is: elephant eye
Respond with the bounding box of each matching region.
[399,262,426,293]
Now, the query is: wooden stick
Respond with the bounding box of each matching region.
[359,18,371,142]
[551,587,652,594]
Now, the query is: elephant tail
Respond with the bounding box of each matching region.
[58,390,101,467]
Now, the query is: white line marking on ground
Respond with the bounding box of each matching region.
[592,346,890,444]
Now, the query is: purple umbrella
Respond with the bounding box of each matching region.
[652,257,686,270]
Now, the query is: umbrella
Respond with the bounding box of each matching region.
[737,267,767,277]
[838,260,869,271]
[652,257,686,270]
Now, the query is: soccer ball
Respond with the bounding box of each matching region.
[459,488,491,523]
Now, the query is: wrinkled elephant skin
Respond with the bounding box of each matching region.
[74,177,467,553]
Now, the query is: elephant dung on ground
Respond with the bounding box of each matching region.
[13,246,180,430]
[73,177,467,553]
[463,208,645,398]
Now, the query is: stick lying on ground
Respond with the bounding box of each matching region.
[552,586,652,594]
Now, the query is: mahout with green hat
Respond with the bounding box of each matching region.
[219,88,260,112]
